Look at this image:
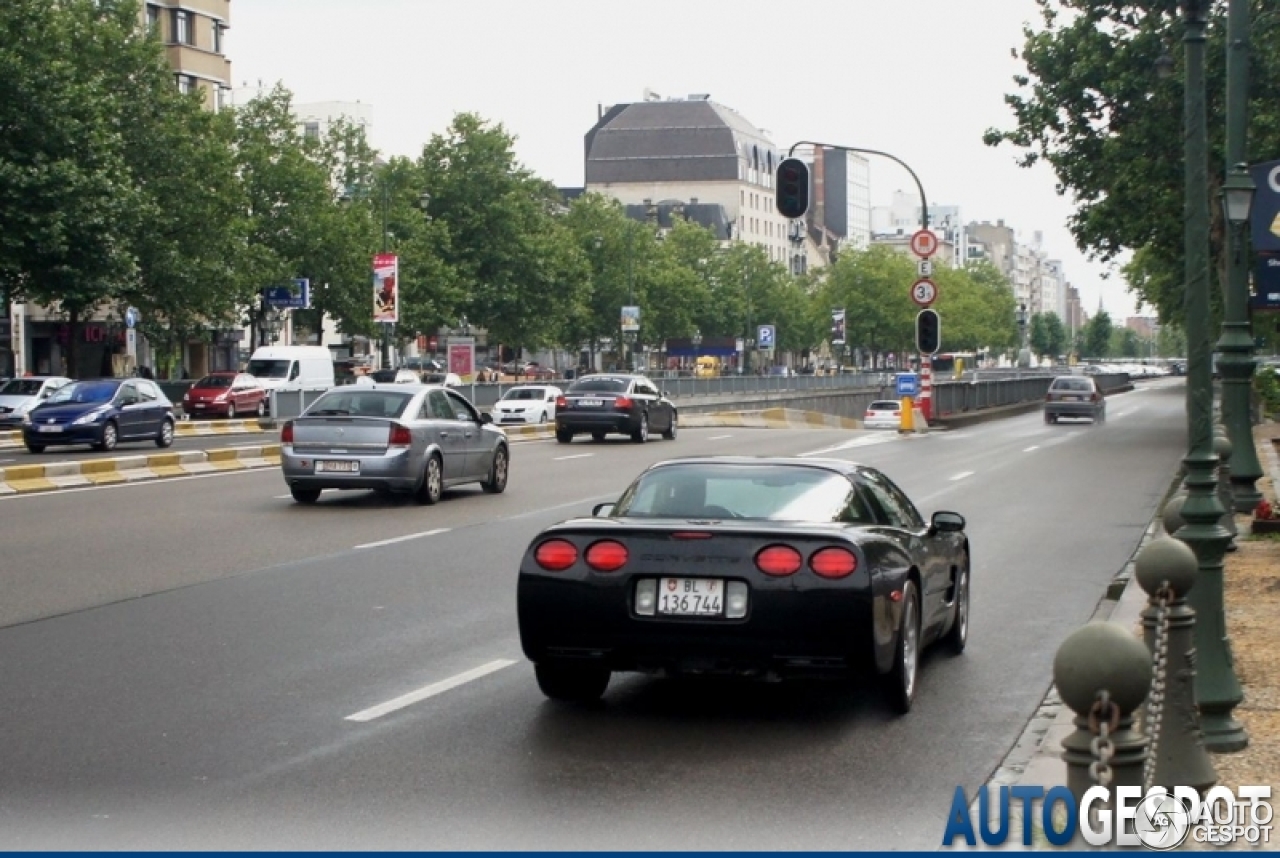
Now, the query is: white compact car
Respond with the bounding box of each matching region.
[863,399,903,430]
[0,376,73,427]
[491,384,562,425]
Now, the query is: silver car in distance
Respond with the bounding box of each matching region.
[279,383,509,505]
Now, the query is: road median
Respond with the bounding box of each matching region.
[0,445,282,496]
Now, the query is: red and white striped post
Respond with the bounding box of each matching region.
[918,356,933,423]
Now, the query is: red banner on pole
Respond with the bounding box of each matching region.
[373,253,399,323]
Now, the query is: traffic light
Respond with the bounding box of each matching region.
[916,309,941,355]
[775,157,810,219]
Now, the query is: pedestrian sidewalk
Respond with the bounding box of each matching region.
[958,420,1280,851]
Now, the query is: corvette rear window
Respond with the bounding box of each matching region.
[615,463,856,522]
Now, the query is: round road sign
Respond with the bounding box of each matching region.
[910,229,939,257]
[911,278,938,307]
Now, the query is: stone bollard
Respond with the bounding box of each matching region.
[1054,621,1152,806]
[1214,434,1238,550]
[1133,537,1217,793]
[1163,493,1186,536]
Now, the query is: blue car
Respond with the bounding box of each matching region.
[23,378,176,453]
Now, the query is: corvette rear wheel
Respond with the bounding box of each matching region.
[944,560,969,655]
[885,580,920,715]
[534,662,610,702]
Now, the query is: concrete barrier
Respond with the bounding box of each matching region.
[0,445,282,496]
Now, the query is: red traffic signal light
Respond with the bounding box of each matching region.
[916,309,941,355]
[775,157,810,219]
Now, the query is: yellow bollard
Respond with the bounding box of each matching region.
[899,396,914,432]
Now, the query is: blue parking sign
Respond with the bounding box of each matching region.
[896,373,920,397]
[757,325,775,349]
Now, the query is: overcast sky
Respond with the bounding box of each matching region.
[229,0,1138,318]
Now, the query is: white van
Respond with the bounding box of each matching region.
[245,346,335,393]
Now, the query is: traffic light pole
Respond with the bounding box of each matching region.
[786,141,930,231]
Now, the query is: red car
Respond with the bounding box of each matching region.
[182,372,268,419]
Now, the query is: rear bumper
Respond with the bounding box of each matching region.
[281,447,423,492]
[556,411,638,435]
[517,573,877,678]
[1044,401,1102,418]
[185,400,231,416]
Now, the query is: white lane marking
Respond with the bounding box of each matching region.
[0,458,14,464]
[354,527,450,550]
[553,453,594,461]
[950,471,975,482]
[345,659,517,722]
[0,465,275,500]
[274,494,293,499]
[798,434,898,457]
[1023,445,1040,453]
[708,434,734,441]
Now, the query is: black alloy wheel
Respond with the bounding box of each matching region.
[885,579,921,715]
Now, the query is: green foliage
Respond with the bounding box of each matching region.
[1255,366,1280,419]
[1082,310,1114,358]
[985,1,1280,328]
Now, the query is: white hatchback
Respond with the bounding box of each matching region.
[491,385,562,425]
[863,399,903,430]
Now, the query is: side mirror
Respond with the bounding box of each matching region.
[480,412,493,424]
[930,511,966,534]
[592,502,615,518]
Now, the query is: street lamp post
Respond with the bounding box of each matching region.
[1178,0,1248,753]
[1217,0,1263,513]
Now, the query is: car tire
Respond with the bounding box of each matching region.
[884,579,921,715]
[25,442,45,454]
[555,429,573,444]
[539,411,549,424]
[155,419,174,448]
[226,402,236,420]
[1096,410,1106,424]
[94,420,119,452]
[416,454,443,505]
[632,413,649,444]
[591,432,606,442]
[534,662,610,703]
[662,410,678,440]
[290,486,321,504]
[944,559,969,655]
[1045,413,1056,425]
[481,444,508,494]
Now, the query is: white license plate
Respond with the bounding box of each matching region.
[316,460,359,473]
[657,578,724,616]
[1066,395,1080,401]
[37,425,63,433]
[578,398,603,407]
[194,403,206,409]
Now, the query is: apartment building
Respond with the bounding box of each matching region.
[583,91,826,271]
[143,1,233,110]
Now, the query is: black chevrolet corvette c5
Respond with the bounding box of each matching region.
[516,456,970,713]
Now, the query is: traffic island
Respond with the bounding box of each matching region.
[0,445,282,496]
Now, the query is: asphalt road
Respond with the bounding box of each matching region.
[0,430,275,465]
[0,381,1188,849]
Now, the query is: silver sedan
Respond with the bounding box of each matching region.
[279,384,509,505]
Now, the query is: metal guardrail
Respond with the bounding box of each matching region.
[930,372,1132,417]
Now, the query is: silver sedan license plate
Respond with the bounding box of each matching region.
[316,460,359,473]
[657,578,724,616]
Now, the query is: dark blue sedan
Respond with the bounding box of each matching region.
[22,378,176,453]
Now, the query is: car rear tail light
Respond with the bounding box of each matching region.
[281,421,294,444]
[534,539,577,571]
[755,545,802,576]
[585,539,628,572]
[388,423,412,447]
[556,396,567,408]
[810,547,858,579]
[614,396,634,410]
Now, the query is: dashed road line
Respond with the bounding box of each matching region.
[1023,445,1040,453]
[708,434,734,441]
[354,527,450,550]
[950,471,975,482]
[553,453,595,461]
[344,659,517,722]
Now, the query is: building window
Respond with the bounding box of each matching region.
[176,74,194,95]
[145,3,160,34]
[216,86,230,112]
[212,21,223,54]
[303,121,321,141]
[172,9,193,45]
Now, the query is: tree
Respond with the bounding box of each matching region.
[1029,311,1068,360]
[0,0,149,374]
[1083,310,1114,358]
[816,246,917,364]
[984,1,1280,326]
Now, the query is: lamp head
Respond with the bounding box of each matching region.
[1221,163,1255,226]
